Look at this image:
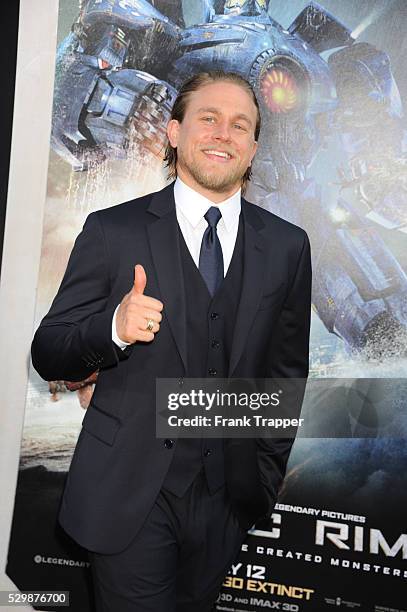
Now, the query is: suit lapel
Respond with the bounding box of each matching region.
[147,183,187,374]
[228,199,266,376]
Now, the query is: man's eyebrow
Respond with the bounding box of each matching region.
[195,107,253,125]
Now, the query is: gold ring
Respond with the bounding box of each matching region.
[146,319,154,332]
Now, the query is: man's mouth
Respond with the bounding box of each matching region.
[202,149,233,161]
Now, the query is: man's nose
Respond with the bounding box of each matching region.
[213,121,232,142]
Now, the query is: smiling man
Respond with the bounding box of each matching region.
[32,71,311,612]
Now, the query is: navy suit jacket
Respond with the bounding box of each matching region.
[31,182,312,554]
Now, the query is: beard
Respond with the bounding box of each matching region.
[177,148,246,194]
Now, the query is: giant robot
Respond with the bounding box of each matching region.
[51,0,407,359]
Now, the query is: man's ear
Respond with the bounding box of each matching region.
[166,119,180,148]
[249,140,258,166]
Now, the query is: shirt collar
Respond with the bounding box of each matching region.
[174,177,241,232]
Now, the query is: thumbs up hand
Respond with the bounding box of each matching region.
[133,263,147,295]
[116,265,163,344]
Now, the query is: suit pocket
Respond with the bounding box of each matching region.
[82,403,121,446]
[258,283,286,311]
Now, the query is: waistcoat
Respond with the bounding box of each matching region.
[162,215,244,496]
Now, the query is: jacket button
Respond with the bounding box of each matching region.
[178,378,184,387]
[164,439,174,449]
[211,339,220,349]
[204,448,212,457]
[208,368,217,376]
[210,312,219,320]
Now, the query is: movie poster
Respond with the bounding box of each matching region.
[7,1,407,610]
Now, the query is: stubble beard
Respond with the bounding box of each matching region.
[177,149,245,194]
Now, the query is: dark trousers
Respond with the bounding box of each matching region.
[89,470,246,611]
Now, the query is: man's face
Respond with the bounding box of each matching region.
[166,81,258,201]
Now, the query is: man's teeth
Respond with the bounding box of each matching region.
[203,150,231,159]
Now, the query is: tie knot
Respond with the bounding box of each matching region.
[204,206,222,228]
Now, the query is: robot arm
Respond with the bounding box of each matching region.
[52,0,179,170]
[52,60,177,170]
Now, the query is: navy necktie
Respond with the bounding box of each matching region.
[199,207,224,296]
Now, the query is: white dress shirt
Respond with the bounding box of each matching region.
[112,177,242,348]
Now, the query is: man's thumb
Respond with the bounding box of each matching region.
[133,264,147,294]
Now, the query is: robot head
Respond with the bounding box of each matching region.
[224,0,269,17]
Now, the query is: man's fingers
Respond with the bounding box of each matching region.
[128,293,164,312]
[137,317,160,334]
[140,309,162,324]
[133,264,147,295]
[121,313,160,340]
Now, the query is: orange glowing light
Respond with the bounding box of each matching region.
[261,68,299,113]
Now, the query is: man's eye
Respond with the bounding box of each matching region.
[234,124,245,130]
[203,116,215,122]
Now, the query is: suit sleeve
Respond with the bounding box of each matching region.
[258,230,312,512]
[31,212,130,382]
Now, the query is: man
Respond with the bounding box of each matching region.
[32,71,311,611]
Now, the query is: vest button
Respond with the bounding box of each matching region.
[211,339,220,349]
[164,439,174,449]
[204,448,212,457]
[210,312,219,320]
[208,368,217,376]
